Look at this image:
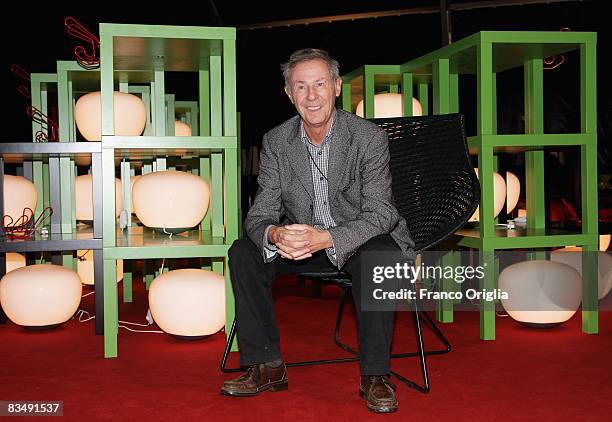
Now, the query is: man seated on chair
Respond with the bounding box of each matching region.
[221,48,414,414]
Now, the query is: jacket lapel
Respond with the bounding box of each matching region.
[286,119,315,200]
[327,110,351,201]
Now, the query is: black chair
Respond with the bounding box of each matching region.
[221,113,480,394]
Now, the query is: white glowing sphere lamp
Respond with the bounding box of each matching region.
[0,264,82,328]
[148,269,225,338]
[75,91,146,141]
[75,174,122,223]
[132,171,210,233]
[3,175,37,225]
[356,93,423,118]
[499,260,581,327]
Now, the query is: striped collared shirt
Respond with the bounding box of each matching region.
[300,112,338,265]
[262,112,338,266]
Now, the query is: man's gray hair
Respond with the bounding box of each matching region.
[281,48,340,87]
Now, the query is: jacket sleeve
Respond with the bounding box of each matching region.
[327,129,400,268]
[244,133,283,261]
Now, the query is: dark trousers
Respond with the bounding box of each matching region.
[228,234,400,375]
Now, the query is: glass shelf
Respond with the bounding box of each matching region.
[455,226,594,250]
[0,225,101,253]
[105,226,230,259]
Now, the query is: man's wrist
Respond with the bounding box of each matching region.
[320,229,333,249]
[267,225,278,243]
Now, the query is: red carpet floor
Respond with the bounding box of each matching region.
[1,276,612,421]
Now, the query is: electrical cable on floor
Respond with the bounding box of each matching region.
[82,291,94,298]
[73,309,164,334]
[74,309,95,323]
[118,324,164,334]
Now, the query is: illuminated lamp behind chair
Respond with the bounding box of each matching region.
[75,174,122,224]
[551,247,612,300]
[174,120,192,136]
[75,91,146,141]
[355,93,423,118]
[499,260,581,328]
[468,169,506,222]
[0,264,82,329]
[506,171,521,214]
[3,175,37,225]
[132,171,210,234]
[77,250,123,285]
[5,253,26,273]
[148,269,225,339]
[599,234,611,252]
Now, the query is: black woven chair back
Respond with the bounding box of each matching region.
[373,113,480,253]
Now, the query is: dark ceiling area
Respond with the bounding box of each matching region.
[0,0,607,145]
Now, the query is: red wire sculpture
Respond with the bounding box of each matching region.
[544,27,571,71]
[10,64,31,99]
[64,17,100,70]
[2,207,53,240]
[27,106,59,142]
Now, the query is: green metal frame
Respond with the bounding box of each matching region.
[344,31,599,340]
[404,31,599,339]
[98,23,238,358]
[340,64,430,117]
[29,73,57,220]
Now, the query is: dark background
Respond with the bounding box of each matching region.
[0,0,609,224]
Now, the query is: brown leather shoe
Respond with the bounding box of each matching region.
[221,362,288,397]
[359,375,398,413]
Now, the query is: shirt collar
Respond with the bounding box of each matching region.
[300,109,336,147]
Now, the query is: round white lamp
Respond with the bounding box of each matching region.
[469,169,506,222]
[132,171,210,233]
[174,120,192,136]
[130,174,142,212]
[356,93,423,118]
[506,171,520,214]
[77,250,123,285]
[148,268,225,338]
[599,234,611,252]
[3,175,37,225]
[499,260,581,327]
[5,253,26,273]
[75,91,147,141]
[0,264,82,328]
[551,247,612,300]
[75,174,122,223]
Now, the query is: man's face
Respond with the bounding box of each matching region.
[284,59,342,131]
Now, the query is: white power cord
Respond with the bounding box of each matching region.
[119,309,163,333]
[73,308,164,334]
[162,226,173,239]
[74,309,96,322]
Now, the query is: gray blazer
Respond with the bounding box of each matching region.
[244,109,415,269]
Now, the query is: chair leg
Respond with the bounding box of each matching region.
[390,294,430,393]
[220,319,243,373]
[330,283,451,394]
[334,288,359,356]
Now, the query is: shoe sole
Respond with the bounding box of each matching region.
[221,380,288,397]
[359,389,398,413]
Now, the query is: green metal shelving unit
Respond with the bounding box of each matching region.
[98,23,239,358]
[342,31,599,340]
